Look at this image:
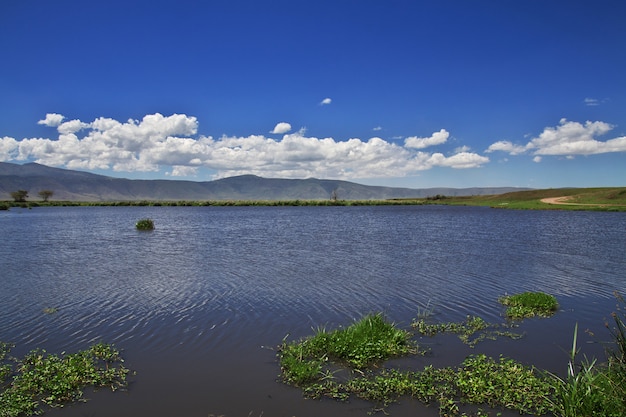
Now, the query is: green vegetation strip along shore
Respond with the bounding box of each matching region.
[0,199,428,208]
[279,292,626,416]
[2,187,626,211]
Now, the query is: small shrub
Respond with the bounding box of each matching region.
[135,218,154,231]
[499,291,558,319]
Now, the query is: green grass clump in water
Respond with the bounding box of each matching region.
[499,291,558,319]
[546,321,626,417]
[279,313,416,385]
[278,313,552,415]
[279,294,626,416]
[0,342,129,417]
[135,218,155,230]
[553,292,626,416]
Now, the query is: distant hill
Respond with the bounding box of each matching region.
[0,162,529,201]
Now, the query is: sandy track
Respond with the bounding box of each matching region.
[540,196,573,205]
[540,196,625,207]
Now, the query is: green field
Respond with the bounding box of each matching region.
[426,187,626,211]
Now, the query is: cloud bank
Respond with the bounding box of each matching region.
[7,114,622,180]
[0,113,489,179]
[486,118,626,158]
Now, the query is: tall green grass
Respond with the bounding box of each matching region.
[547,293,626,417]
[279,313,416,385]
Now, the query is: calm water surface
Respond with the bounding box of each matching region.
[1,205,625,416]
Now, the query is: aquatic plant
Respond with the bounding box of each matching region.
[454,354,552,415]
[135,218,155,230]
[602,291,626,413]
[606,292,626,368]
[499,291,559,319]
[415,300,435,320]
[279,314,554,416]
[0,342,129,417]
[279,313,416,385]
[279,293,626,416]
[412,314,523,347]
[545,323,625,417]
[545,297,626,417]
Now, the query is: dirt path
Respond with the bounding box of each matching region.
[540,196,575,205]
[540,196,625,207]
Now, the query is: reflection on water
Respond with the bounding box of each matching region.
[1,205,625,416]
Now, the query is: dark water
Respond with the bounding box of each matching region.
[1,205,625,416]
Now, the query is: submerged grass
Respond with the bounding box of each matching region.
[412,315,523,347]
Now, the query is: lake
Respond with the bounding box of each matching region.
[1,205,625,416]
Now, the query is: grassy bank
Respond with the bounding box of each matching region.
[0,198,427,208]
[2,187,625,211]
[427,187,626,211]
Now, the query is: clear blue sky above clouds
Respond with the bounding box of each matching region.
[1,0,625,188]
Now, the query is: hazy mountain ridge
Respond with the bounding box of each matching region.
[0,162,528,201]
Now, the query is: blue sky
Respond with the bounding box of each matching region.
[1,0,625,189]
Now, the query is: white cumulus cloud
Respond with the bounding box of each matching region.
[320,98,332,105]
[485,140,528,155]
[270,122,292,134]
[486,118,626,158]
[38,113,65,127]
[424,152,490,169]
[404,129,449,149]
[0,113,489,179]
[0,136,19,160]
[58,119,91,135]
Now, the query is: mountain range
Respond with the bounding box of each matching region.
[0,162,528,201]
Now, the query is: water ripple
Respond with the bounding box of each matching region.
[1,206,625,358]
